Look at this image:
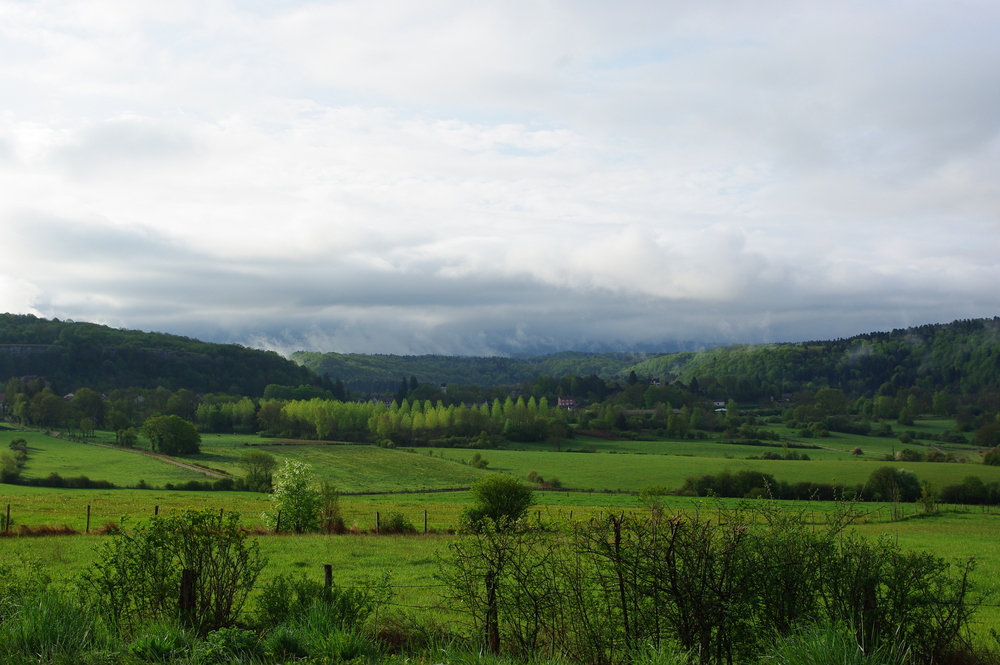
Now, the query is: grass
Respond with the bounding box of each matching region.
[3,429,213,486]
[5,500,1000,637]
[7,415,1000,633]
[428,446,1000,492]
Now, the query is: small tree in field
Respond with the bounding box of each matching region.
[263,460,322,533]
[462,474,535,531]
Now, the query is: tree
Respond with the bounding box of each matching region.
[116,427,138,447]
[72,387,107,427]
[866,466,921,502]
[79,417,96,437]
[263,460,322,533]
[239,450,278,492]
[141,415,201,455]
[463,474,535,531]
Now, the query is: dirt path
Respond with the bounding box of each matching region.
[47,431,229,479]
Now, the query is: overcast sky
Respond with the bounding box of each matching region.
[1,1,998,356]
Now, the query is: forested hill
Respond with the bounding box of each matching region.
[294,318,1000,399]
[0,314,317,395]
[291,350,660,392]
[630,318,1000,399]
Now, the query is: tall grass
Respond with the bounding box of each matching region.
[766,625,911,665]
[0,590,108,664]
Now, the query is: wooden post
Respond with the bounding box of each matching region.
[275,510,282,534]
[220,508,224,518]
[180,569,197,627]
[569,510,573,520]
[324,564,333,588]
[154,505,159,516]
[375,511,380,534]
[4,503,9,533]
[423,509,428,534]
[86,505,91,534]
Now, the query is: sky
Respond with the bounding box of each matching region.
[1,0,998,356]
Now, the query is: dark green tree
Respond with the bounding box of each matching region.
[141,415,201,455]
[239,450,278,492]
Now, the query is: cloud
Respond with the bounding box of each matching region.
[0,0,998,355]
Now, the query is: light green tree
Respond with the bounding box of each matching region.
[263,460,322,533]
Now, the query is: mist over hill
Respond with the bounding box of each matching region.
[3,313,1000,400]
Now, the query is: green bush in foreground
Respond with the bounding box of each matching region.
[82,509,266,635]
[443,500,980,664]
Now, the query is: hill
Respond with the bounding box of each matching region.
[291,350,661,392]
[294,317,1000,399]
[0,314,317,395]
[631,318,1000,399]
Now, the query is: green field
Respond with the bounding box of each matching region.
[7,429,214,486]
[5,419,1000,639]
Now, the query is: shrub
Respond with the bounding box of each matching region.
[381,512,416,534]
[82,509,266,634]
[462,475,535,530]
[196,626,261,664]
[263,460,323,533]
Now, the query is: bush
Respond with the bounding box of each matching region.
[442,502,979,663]
[195,626,261,663]
[82,509,266,635]
[462,475,535,530]
[263,460,323,533]
[381,512,416,534]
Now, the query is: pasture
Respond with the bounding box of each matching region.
[5,417,1000,638]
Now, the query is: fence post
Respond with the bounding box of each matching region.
[180,569,197,627]
[154,505,159,516]
[324,564,333,588]
[275,510,282,534]
[4,503,9,533]
[424,509,428,534]
[375,511,380,534]
[86,505,91,534]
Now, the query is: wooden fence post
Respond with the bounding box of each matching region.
[423,509,428,534]
[86,505,91,534]
[275,510,282,534]
[180,569,197,627]
[324,564,333,588]
[4,503,9,533]
[375,511,380,534]
[154,505,159,516]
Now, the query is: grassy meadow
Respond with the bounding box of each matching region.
[4,418,1000,639]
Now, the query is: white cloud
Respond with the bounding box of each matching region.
[0,0,998,354]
